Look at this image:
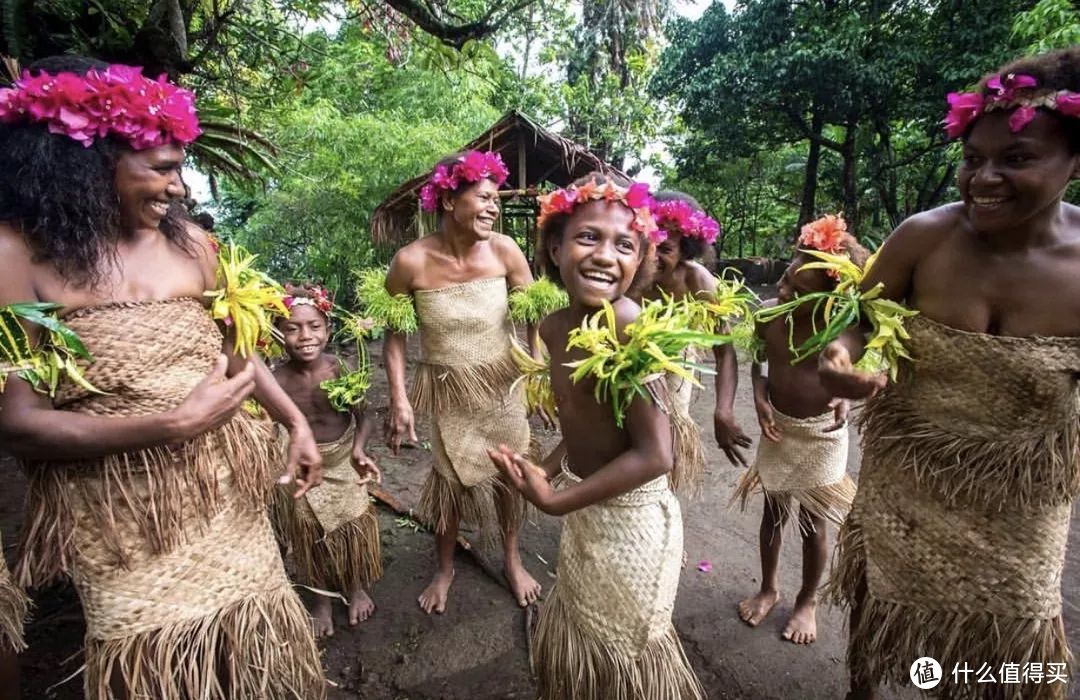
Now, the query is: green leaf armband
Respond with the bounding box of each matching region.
[565,297,731,427]
[355,267,418,335]
[677,271,760,355]
[508,277,569,325]
[204,243,288,358]
[0,302,102,396]
[510,340,557,419]
[753,249,917,380]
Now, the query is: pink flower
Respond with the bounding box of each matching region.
[458,150,489,181]
[1056,92,1080,117]
[419,183,439,212]
[697,560,712,573]
[1008,105,1037,133]
[944,92,983,139]
[625,182,652,209]
[987,72,1038,100]
[698,216,721,245]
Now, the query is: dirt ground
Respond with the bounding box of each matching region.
[7,296,1080,699]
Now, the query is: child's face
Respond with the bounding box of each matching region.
[444,178,501,239]
[280,304,330,363]
[777,254,830,305]
[549,200,642,307]
[655,231,683,276]
[958,110,1080,235]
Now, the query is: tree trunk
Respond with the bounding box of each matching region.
[797,107,824,229]
[841,115,858,227]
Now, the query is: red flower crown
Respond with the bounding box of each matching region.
[798,214,850,279]
[0,64,201,149]
[284,285,333,317]
[538,179,662,244]
[419,150,510,212]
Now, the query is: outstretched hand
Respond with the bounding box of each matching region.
[171,355,255,439]
[714,411,752,467]
[351,447,383,485]
[487,444,558,513]
[818,342,888,400]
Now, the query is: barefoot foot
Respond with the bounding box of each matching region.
[737,589,780,627]
[349,587,375,625]
[418,569,454,614]
[311,595,334,638]
[781,596,817,644]
[504,561,542,607]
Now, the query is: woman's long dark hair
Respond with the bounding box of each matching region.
[0,56,193,287]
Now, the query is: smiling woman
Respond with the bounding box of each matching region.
[0,56,325,699]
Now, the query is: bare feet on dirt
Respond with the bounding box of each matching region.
[504,561,541,607]
[418,569,455,614]
[738,589,780,627]
[311,595,335,638]
[782,596,817,644]
[349,587,375,625]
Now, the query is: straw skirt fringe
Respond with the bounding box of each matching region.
[0,541,27,653]
[533,587,705,700]
[665,364,705,499]
[416,469,525,547]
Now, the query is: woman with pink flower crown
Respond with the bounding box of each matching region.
[379,151,544,613]
[0,57,324,698]
[815,47,1080,700]
[637,191,752,495]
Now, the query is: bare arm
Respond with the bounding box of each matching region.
[383,252,418,453]
[500,234,541,353]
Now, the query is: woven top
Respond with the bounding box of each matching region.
[892,315,1080,438]
[414,277,513,367]
[55,298,220,416]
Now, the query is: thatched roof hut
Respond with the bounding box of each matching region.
[370,110,624,248]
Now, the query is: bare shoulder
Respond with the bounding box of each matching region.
[492,233,527,263]
[683,261,715,294]
[181,221,218,290]
[387,239,429,292]
[885,203,965,252]
[0,224,39,303]
[611,296,643,340]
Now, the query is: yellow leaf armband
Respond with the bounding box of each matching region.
[0,302,102,396]
[510,340,557,419]
[677,271,760,355]
[754,249,918,380]
[566,297,731,427]
[204,243,288,358]
[508,277,569,325]
[355,267,418,335]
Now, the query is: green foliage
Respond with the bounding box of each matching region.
[354,268,419,335]
[508,277,569,324]
[1012,0,1080,52]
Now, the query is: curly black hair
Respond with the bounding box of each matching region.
[536,172,656,297]
[0,56,193,287]
[971,47,1080,152]
[652,190,723,260]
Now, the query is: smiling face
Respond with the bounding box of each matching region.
[958,110,1080,236]
[443,178,501,239]
[114,143,187,232]
[280,303,330,364]
[548,200,643,308]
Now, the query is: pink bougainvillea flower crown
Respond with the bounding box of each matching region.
[284,285,334,317]
[537,178,663,244]
[944,72,1080,139]
[419,150,510,212]
[0,64,201,149]
[650,199,721,245]
[797,214,851,279]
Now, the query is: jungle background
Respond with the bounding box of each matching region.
[4,0,1079,295]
